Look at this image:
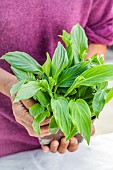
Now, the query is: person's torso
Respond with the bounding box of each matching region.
[0,0,93,156]
[0,0,93,65]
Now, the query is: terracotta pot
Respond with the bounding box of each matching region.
[39,116,96,145]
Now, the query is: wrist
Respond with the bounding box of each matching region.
[0,68,18,97]
[7,76,18,98]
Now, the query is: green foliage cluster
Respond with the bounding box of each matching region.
[1,24,113,144]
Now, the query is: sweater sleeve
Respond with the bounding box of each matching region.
[85,0,113,46]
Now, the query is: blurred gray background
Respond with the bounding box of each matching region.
[107,46,113,62]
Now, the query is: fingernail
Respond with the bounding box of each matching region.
[43,148,49,152]
[43,150,48,153]
[53,143,58,146]
[71,139,78,144]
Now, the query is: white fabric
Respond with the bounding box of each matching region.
[0,133,113,170]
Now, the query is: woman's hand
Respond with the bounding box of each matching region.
[42,136,79,154]
[11,98,51,138]
[42,124,95,154]
[11,97,79,154]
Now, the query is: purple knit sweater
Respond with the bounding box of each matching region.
[0,0,113,157]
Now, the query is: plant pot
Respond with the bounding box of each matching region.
[39,116,96,145]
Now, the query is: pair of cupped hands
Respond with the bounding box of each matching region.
[11,97,95,154]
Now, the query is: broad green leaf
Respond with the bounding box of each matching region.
[42,52,51,77]
[1,51,42,73]
[51,97,71,137]
[105,88,113,103]
[33,90,50,107]
[11,66,36,81]
[52,42,68,81]
[49,116,59,134]
[92,89,106,117]
[66,126,78,141]
[80,64,113,86]
[14,81,41,103]
[29,103,45,118]
[10,80,25,97]
[59,30,71,47]
[58,61,90,87]
[65,65,113,95]
[71,24,88,63]
[32,111,50,135]
[69,99,91,144]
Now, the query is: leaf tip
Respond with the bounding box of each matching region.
[58,35,62,38]
[13,98,20,103]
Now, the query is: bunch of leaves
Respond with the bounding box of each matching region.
[1,24,113,144]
